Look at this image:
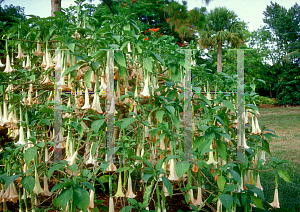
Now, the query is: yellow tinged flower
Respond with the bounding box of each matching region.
[269,188,280,208]
[206,145,218,165]
[42,175,51,196]
[126,174,136,198]
[33,168,44,195]
[168,159,179,181]
[109,196,114,212]
[114,172,125,198]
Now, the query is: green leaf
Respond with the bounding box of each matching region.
[24,146,37,166]
[222,100,235,111]
[192,136,204,151]
[216,139,227,161]
[68,164,78,173]
[74,187,90,211]
[51,181,73,193]
[91,119,105,133]
[65,43,75,52]
[170,114,179,131]
[81,182,95,192]
[121,117,136,130]
[143,184,153,205]
[116,167,130,173]
[156,110,165,123]
[58,188,72,209]
[21,176,35,194]
[219,194,233,212]
[200,133,215,155]
[175,161,190,179]
[118,66,127,82]
[278,169,292,183]
[143,57,153,72]
[165,105,175,115]
[127,198,137,205]
[48,163,65,180]
[162,177,173,198]
[217,175,226,192]
[5,175,20,188]
[251,195,265,210]
[84,69,92,88]
[62,61,85,77]
[228,169,241,184]
[250,187,264,199]
[120,206,135,212]
[115,51,126,67]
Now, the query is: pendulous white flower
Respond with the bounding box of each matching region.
[126,173,136,198]
[109,196,114,212]
[82,87,91,110]
[54,50,62,71]
[4,55,13,73]
[168,159,179,181]
[15,125,26,146]
[256,173,263,191]
[16,44,25,59]
[25,55,31,69]
[114,172,125,198]
[260,150,266,165]
[139,76,150,98]
[3,182,19,203]
[42,175,51,196]
[206,145,218,165]
[34,43,43,56]
[192,187,203,206]
[88,189,95,209]
[269,188,280,208]
[91,90,103,114]
[33,167,44,195]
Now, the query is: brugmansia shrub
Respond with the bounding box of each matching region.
[0,1,292,212]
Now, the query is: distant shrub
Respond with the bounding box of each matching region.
[256,96,276,105]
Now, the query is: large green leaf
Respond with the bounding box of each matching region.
[228,169,241,184]
[278,169,292,183]
[222,100,235,111]
[24,146,37,166]
[217,175,226,192]
[156,110,165,123]
[21,176,35,194]
[84,69,92,88]
[251,195,265,210]
[216,139,227,161]
[48,163,65,180]
[58,188,73,209]
[81,182,95,192]
[91,119,105,134]
[115,51,126,67]
[74,187,90,211]
[143,184,153,205]
[121,117,136,130]
[175,161,189,179]
[162,177,173,198]
[219,194,233,211]
[143,57,153,72]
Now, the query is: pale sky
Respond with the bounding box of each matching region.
[1,0,298,32]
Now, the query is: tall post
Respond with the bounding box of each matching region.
[184,50,193,161]
[106,49,115,162]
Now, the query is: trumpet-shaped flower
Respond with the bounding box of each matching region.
[82,87,91,109]
[206,145,218,165]
[33,167,44,195]
[139,76,150,98]
[25,55,31,69]
[34,43,43,56]
[242,133,250,149]
[168,159,179,181]
[189,189,194,204]
[3,182,19,203]
[109,196,114,212]
[126,174,136,198]
[254,116,261,134]
[68,150,78,166]
[114,172,125,198]
[269,188,280,208]
[4,55,13,73]
[2,101,8,126]
[91,91,103,114]
[108,96,117,114]
[42,175,51,196]
[105,154,117,172]
[216,198,222,212]
[256,173,263,191]
[192,187,203,206]
[15,126,26,146]
[89,189,95,209]
[0,58,5,67]
[90,71,96,84]
[41,52,47,68]
[16,44,25,59]
[260,150,266,165]
[85,143,96,165]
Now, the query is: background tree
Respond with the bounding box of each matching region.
[199,7,245,72]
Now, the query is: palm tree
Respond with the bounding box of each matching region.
[199,7,245,72]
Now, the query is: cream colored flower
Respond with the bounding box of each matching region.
[168,159,179,181]
[16,44,25,59]
[42,175,51,196]
[206,145,218,165]
[139,76,150,98]
[114,172,125,198]
[82,87,91,110]
[33,168,44,195]
[269,188,280,208]
[4,55,13,73]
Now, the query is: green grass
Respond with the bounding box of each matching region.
[254,107,300,212]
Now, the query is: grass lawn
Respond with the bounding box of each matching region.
[254,107,300,212]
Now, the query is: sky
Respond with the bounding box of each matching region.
[1,0,298,32]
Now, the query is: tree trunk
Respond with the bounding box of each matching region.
[217,40,222,73]
[51,0,61,17]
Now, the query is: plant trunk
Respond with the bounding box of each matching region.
[217,41,222,73]
[51,0,61,17]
